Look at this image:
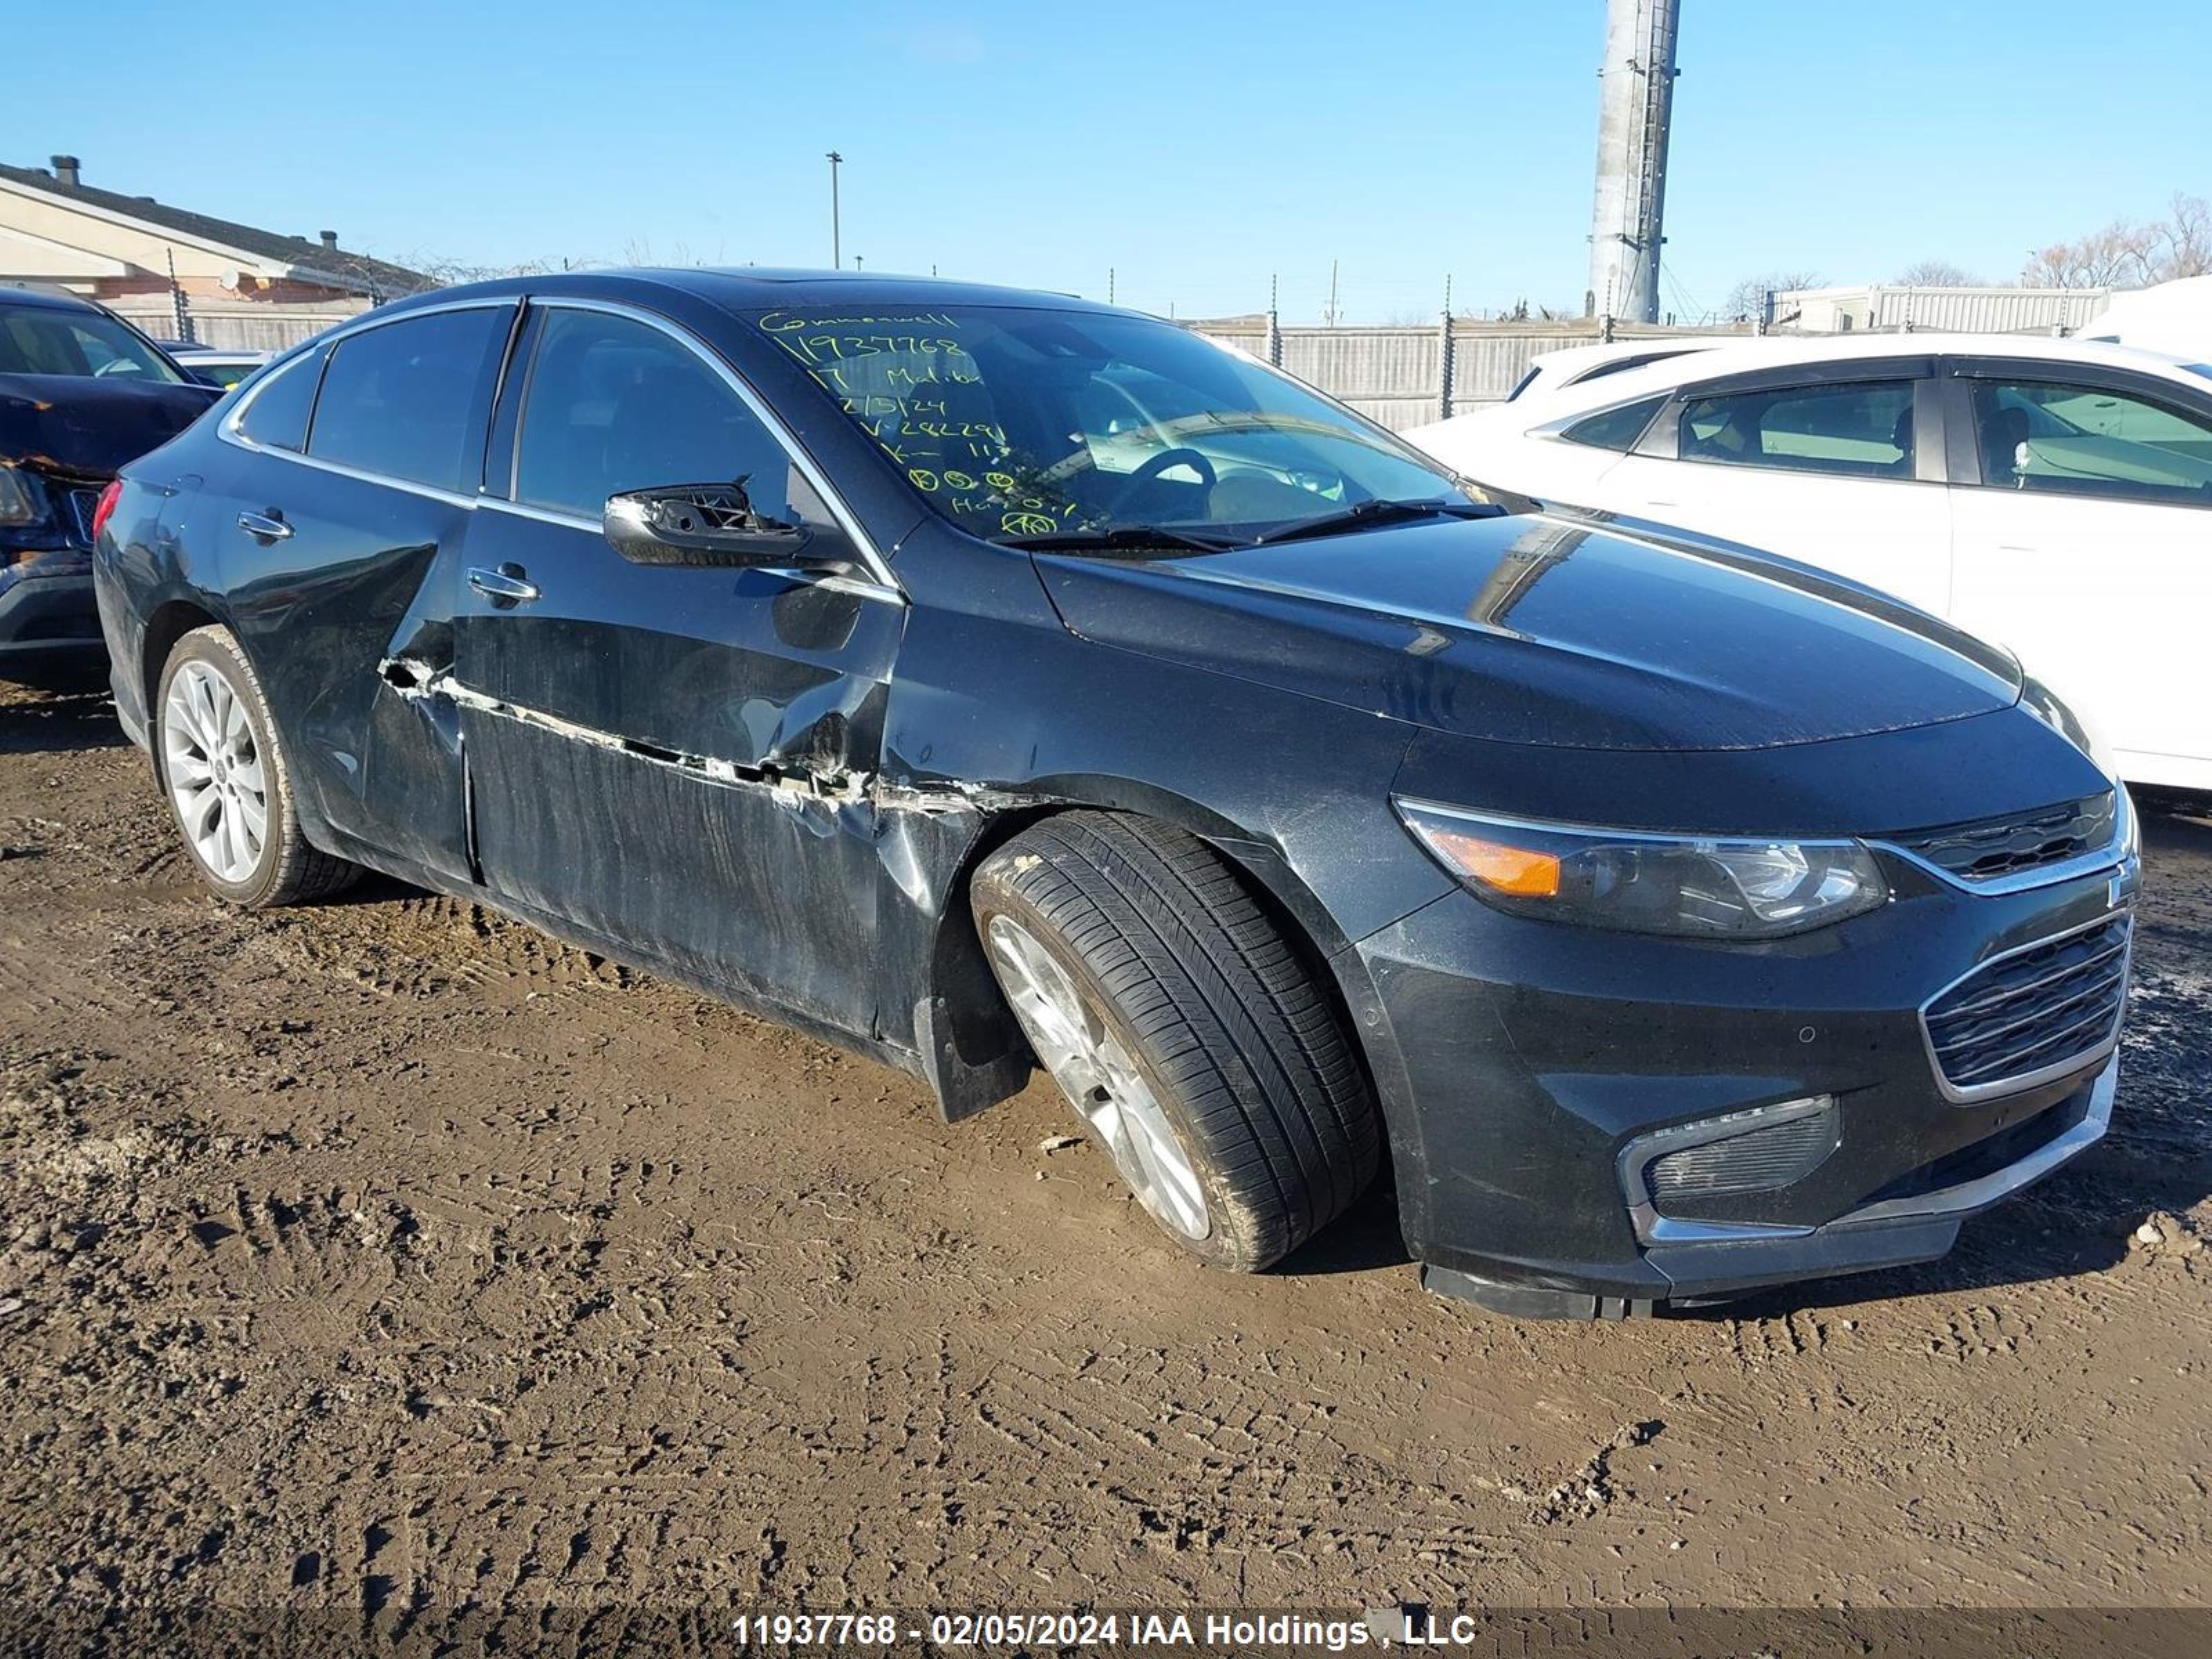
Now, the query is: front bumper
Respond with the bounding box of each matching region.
[0,557,103,662]
[1354,847,2135,1318]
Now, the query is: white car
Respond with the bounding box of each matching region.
[1406,332,2212,792]
[2079,274,2212,361]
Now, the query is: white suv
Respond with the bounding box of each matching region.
[1407,334,2212,792]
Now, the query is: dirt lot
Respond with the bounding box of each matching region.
[2,675,2208,1635]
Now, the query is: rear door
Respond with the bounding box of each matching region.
[1595,362,1953,614]
[210,302,515,884]
[1942,360,2212,788]
[451,299,905,1033]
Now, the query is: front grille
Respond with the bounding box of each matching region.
[62,487,102,549]
[1923,915,2131,1096]
[1891,794,2117,883]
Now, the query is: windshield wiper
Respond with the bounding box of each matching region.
[998,525,1248,556]
[1254,496,1498,545]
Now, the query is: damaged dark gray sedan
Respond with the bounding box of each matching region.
[93,271,2139,1317]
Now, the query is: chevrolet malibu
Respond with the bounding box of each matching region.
[93,271,2139,1318]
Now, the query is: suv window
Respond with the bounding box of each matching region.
[308,309,505,491]
[512,309,796,521]
[236,348,324,452]
[1562,395,1665,452]
[1678,381,1915,478]
[1969,379,2212,504]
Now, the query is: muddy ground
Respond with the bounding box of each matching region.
[1,675,2207,1637]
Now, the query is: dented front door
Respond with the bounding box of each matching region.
[451,302,905,1035]
[451,503,903,1031]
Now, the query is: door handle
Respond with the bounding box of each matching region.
[237,509,292,542]
[467,564,541,604]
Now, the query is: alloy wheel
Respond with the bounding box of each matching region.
[162,659,268,884]
[986,913,1212,1241]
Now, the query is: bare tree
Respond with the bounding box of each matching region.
[2145,191,2212,280]
[1721,270,1825,321]
[2021,194,2212,287]
[2021,221,2153,288]
[1894,259,1984,287]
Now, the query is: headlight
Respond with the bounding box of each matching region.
[1395,800,1890,939]
[0,465,52,529]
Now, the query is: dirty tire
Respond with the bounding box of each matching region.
[155,625,359,908]
[972,812,1379,1271]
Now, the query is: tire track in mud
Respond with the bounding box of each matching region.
[3,682,2209,1616]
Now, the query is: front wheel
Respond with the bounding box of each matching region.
[155,625,358,908]
[972,812,1380,1271]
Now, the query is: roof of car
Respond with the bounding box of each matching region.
[1461,329,2207,432]
[380,266,1127,320]
[0,283,106,314]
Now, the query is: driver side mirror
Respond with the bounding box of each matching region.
[603,482,847,570]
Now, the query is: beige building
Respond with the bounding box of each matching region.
[0,153,431,349]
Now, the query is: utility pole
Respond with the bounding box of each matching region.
[1108,267,1116,305]
[1586,0,1681,323]
[825,151,844,270]
[1325,259,1340,327]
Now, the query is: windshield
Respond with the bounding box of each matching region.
[753,304,1468,543]
[0,305,186,384]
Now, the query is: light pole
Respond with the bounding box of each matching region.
[825,151,843,270]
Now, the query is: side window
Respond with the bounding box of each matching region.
[308,309,506,491]
[1562,395,1665,452]
[1678,381,1915,478]
[512,309,797,522]
[1969,379,2212,504]
[235,347,324,452]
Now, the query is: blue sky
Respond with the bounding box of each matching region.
[6,1,2204,321]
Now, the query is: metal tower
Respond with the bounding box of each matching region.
[1586,0,1681,323]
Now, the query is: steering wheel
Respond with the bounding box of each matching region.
[1107,447,1217,512]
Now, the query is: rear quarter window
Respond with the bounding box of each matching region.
[235,348,325,452]
[1560,395,1665,452]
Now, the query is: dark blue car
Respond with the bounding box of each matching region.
[91,270,2139,1317]
[1,285,218,676]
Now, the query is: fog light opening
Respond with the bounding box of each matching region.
[1620,1095,1840,1243]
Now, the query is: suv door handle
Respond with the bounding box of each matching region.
[467,564,541,605]
[237,509,292,542]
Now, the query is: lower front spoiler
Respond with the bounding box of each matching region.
[1425,1055,2118,1320]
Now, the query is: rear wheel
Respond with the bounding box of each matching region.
[972,812,1379,1271]
[155,626,358,908]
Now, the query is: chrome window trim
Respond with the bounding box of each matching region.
[1871,786,2134,897]
[216,292,906,604]
[1916,908,2133,1105]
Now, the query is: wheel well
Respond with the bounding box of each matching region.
[140,599,220,719]
[926,803,1382,1145]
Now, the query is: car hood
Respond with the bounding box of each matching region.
[1033,511,2024,752]
[0,372,221,484]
